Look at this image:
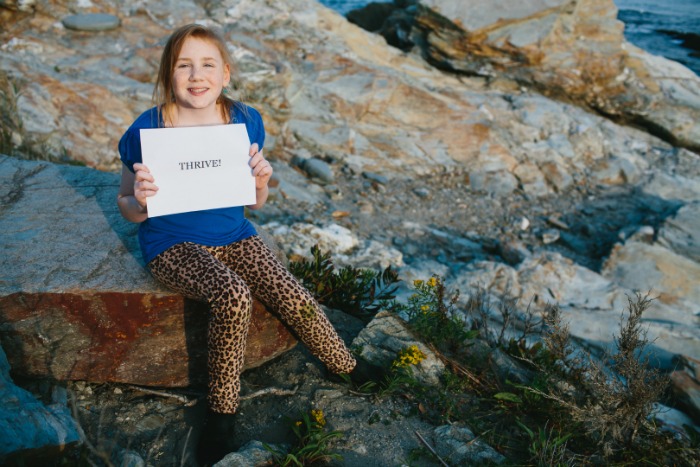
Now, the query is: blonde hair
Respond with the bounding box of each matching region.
[153,24,237,126]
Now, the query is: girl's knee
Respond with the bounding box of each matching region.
[209,275,252,311]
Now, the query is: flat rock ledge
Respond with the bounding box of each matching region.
[0,155,297,387]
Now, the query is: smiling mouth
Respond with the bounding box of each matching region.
[188,87,208,95]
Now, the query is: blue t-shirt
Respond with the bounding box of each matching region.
[118,104,264,264]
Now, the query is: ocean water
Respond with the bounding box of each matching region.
[319,0,700,76]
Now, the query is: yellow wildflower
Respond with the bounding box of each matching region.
[392,345,427,369]
[420,305,430,313]
[413,279,424,287]
[427,277,438,287]
[311,409,326,427]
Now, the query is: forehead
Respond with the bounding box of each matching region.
[177,37,223,60]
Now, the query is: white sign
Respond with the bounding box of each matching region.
[139,124,256,218]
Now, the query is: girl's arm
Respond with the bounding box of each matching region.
[248,143,272,211]
[117,163,158,223]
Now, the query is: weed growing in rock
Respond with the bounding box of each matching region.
[371,274,697,465]
[520,295,671,458]
[265,409,343,466]
[289,245,400,321]
[399,276,476,351]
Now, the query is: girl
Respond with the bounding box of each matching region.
[117,24,379,452]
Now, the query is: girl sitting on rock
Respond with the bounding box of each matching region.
[116,23,380,460]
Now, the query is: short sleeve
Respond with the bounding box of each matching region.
[118,126,143,173]
[234,104,265,150]
[118,107,159,173]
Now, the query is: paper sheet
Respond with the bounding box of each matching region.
[139,124,256,218]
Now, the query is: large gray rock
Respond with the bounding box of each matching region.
[433,424,505,465]
[0,343,80,461]
[352,310,445,386]
[0,155,296,387]
[658,202,700,263]
[452,252,700,367]
[669,355,700,423]
[407,0,700,152]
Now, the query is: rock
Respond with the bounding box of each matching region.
[669,355,700,423]
[403,0,700,153]
[658,202,700,263]
[310,386,442,465]
[61,13,121,32]
[0,343,80,462]
[541,228,561,244]
[0,0,35,12]
[433,424,506,465]
[352,310,445,386]
[602,240,700,308]
[412,187,430,198]
[498,239,531,265]
[453,252,700,366]
[362,171,389,185]
[652,403,700,437]
[0,156,297,387]
[214,440,276,467]
[264,221,360,258]
[294,156,335,184]
[335,239,404,270]
[263,221,404,269]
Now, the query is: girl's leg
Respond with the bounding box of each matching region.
[148,242,251,414]
[212,235,356,375]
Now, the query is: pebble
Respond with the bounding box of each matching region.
[547,215,570,230]
[299,157,334,184]
[412,187,430,198]
[62,13,120,32]
[542,228,561,244]
[519,217,530,231]
[362,171,389,185]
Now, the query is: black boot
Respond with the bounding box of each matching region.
[196,411,237,466]
[329,356,386,386]
[350,356,387,385]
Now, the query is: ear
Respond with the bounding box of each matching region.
[223,63,231,86]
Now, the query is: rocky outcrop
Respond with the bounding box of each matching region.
[451,250,700,368]
[0,343,80,462]
[0,0,694,202]
[0,155,297,387]
[364,0,700,152]
[670,355,700,423]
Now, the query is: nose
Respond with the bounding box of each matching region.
[189,65,202,80]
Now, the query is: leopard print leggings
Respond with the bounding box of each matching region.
[148,235,356,414]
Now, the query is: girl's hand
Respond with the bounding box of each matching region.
[133,162,158,209]
[249,143,272,190]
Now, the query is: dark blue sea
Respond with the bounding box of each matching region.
[319,0,700,76]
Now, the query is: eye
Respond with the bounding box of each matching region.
[204,63,215,68]
[177,63,191,68]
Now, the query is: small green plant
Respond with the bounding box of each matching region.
[289,245,400,321]
[361,346,425,400]
[517,420,574,467]
[399,276,476,351]
[265,409,343,466]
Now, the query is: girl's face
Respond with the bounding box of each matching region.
[171,37,230,115]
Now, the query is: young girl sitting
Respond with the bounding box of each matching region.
[117,23,379,459]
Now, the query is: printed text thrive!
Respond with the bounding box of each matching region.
[179,159,222,170]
